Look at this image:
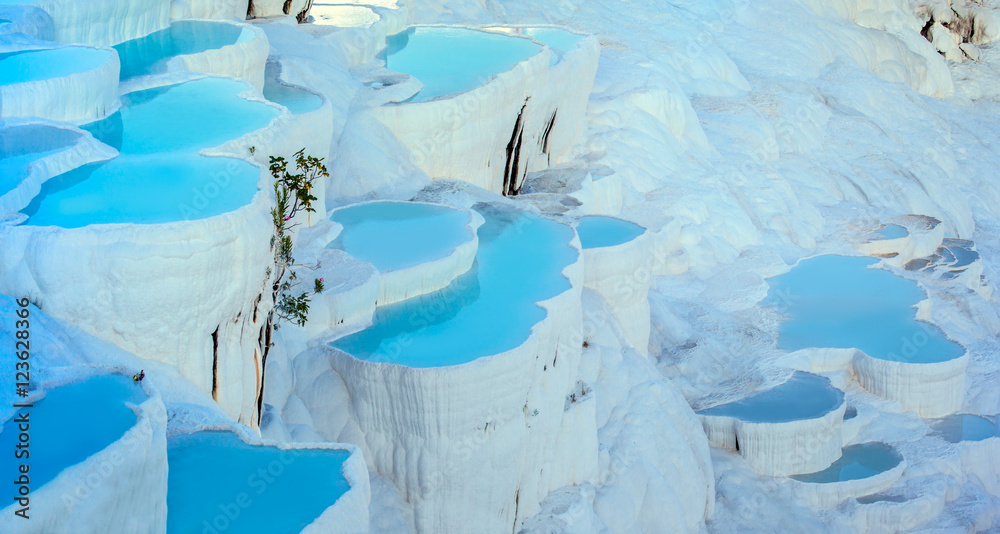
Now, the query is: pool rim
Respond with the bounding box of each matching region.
[166,424,368,532]
[767,253,967,365]
[327,199,480,274]
[324,202,583,370]
[575,213,648,251]
[114,18,267,90]
[8,74,287,231]
[379,23,550,105]
[0,42,118,87]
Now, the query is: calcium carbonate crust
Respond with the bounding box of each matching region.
[0,41,121,123]
[852,351,968,418]
[580,221,654,355]
[165,21,268,91]
[0,187,274,428]
[169,0,249,21]
[324,227,592,533]
[699,399,848,477]
[369,24,599,196]
[481,25,601,171]
[18,0,171,46]
[314,4,408,66]
[791,446,906,508]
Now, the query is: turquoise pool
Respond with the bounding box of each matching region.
[328,202,472,272]
[383,26,542,102]
[332,203,577,367]
[792,442,902,483]
[576,215,645,249]
[697,371,844,423]
[81,79,279,155]
[762,255,965,364]
[941,238,978,269]
[20,78,277,227]
[856,493,907,504]
[931,414,999,443]
[876,224,908,239]
[525,28,584,53]
[21,155,261,227]
[524,27,584,65]
[0,47,112,85]
[0,374,145,491]
[115,20,250,81]
[167,431,352,534]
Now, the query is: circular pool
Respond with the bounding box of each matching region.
[383,26,542,102]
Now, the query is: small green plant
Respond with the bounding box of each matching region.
[269,149,329,327]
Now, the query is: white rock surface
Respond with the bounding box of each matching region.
[322,220,589,533]
[852,350,969,418]
[855,215,946,267]
[369,25,599,196]
[14,0,171,46]
[308,4,408,66]
[164,22,268,91]
[170,0,249,21]
[481,26,600,172]
[0,188,275,427]
[296,247,380,339]
[791,449,906,508]
[699,401,847,477]
[0,40,120,123]
[580,221,654,355]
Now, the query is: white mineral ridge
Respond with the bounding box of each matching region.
[852,350,969,418]
[323,229,590,533]
[792,0,954,97]
[326,201,484,306]
[0,38,121,123]
[165,22,269,92]
[170,0,249,21]
[369,25,598,196]
[479,26,601,171]
[792,456,907,508]
[579,290,715,533]
[0,377,169,534]
[581,226,654,355]
[0,189,274,427]
[699,399,847,477]
[0,118,118,216]
[14,0,171,46]
[311,4,409,66]
[304,248,380,336]
[855,216,946,267]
